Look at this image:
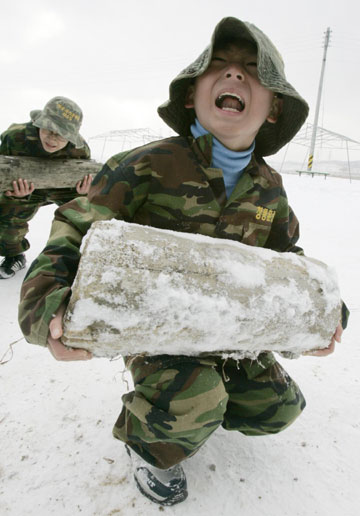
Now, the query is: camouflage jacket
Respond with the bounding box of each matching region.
[0,121,90,159]
[19,134,346,346]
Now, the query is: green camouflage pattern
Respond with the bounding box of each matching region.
[19,134,305,346]
[19,134,349,343]
[113,353,306,469]
[0,189,90,257]
[30,96,84,148]
[0,121,90,158]
[0,121,90,257]
[18,133,347,468]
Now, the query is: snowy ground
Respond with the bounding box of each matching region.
[1,174,359,516]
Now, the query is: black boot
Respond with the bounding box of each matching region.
[0,254,26,279]
[126,446,188,506]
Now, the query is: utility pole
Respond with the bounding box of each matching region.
[307,28,331,171]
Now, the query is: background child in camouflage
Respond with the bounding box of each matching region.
[18,17,347,506]
[0,96,92,279]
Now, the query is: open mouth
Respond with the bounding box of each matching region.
[44,142,58,150]
[215,92,245,112]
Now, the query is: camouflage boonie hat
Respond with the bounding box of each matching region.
[158,17,309,156]
[30,96,84,148]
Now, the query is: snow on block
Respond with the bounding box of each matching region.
[62,220,342,359]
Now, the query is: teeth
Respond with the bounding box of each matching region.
[217,92,243,102]
[216,92,245,111]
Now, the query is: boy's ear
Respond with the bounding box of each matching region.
[267,95,283,124]
[184,85,195,109]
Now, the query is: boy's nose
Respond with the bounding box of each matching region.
[225,66,244,81]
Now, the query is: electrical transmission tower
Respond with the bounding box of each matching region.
[89,128,167,161]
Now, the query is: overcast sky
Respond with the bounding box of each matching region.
[1,0,359,163]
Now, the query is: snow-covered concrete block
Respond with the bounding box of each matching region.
[62,220,342,359]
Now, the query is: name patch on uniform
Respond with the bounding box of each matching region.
[255,206,276,222]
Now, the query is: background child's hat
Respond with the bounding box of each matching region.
[158,17,309,156]
[30,96,84,148]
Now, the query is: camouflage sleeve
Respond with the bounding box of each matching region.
[18,200,92,346]
[67,138,91,159]
[0,124,30,156]
[76,139,91,159]
[18,152,151,346]
[341,302,349,329]
[83,142,91,159]
[0,133,11,155]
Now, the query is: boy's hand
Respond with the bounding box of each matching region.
[48,304,92,361]
[304,323,343,357]
[5,178,35,197]
[75,174,93,195]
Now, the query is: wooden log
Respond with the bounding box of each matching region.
[0,155,102,190]
[62,220,342,359]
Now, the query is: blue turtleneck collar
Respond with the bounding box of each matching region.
[190,118,255,198]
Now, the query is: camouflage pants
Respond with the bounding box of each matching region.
[113,353,306,469]
[0,189,78,257]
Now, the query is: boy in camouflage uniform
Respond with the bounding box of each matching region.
[0,96,92,279]
[18,18,347,506]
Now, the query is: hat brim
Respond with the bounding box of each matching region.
[30,110,84,148]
